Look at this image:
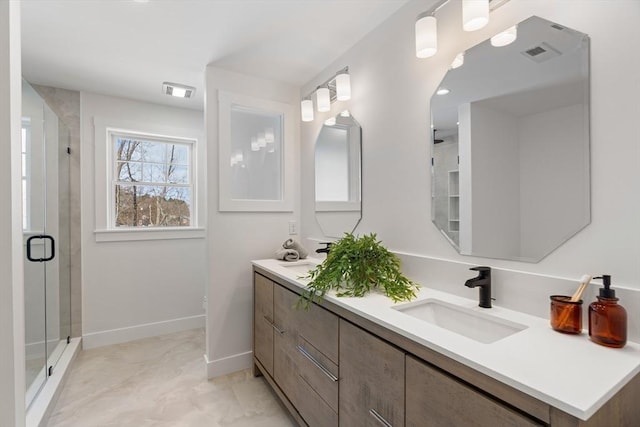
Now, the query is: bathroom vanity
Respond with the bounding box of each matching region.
[253,259,640,427]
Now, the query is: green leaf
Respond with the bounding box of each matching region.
[297,232,419,309]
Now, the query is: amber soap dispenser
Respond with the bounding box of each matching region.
[588,275,627,348]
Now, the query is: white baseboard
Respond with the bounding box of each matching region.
[82,314,205,349]
[205,350,253,379]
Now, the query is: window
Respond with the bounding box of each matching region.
[110,133,194,228]
[93,116,204,242]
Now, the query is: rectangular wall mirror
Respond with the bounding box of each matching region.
[219,91,294,212]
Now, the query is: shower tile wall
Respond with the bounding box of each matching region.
[32,84,81,338]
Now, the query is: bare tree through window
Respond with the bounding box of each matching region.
[113,135,192,227]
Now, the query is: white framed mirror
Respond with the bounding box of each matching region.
[315,111,362,237]
[430,16,590,262]
[218,91,295,212]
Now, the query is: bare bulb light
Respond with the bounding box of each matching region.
[462,0,489,32]
[415,14,437,58]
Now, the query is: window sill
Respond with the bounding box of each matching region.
[94,227,206,242]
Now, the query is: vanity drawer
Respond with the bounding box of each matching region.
[406,354,543,427]
[295,336,339,412]
[296,299,339,364]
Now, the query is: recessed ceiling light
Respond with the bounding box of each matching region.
[436,88,450,95]
[162,82,196,98]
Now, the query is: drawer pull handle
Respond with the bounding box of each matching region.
[263,316,285,335]
[369,409,392,427]
[272,323,286,335]
[296,345,338,382]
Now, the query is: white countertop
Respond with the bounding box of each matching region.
[253,258,640,421]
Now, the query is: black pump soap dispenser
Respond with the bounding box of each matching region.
[588,275,627,348]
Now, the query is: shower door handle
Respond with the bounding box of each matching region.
[26,234,56,262]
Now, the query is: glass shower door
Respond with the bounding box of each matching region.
[22,80,48,408]
[22,80,71,409]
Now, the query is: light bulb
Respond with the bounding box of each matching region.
[462,0,489,32]
[301,99,314,122]
[491,25,518,47]
[336,73,351,101]
[316,87,330,112]
[415,14,437,58]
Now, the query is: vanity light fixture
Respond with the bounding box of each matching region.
[415,13,438,58]
[301,99,314,122]
[340,110,351,117]
[416,0,510,60]
[491,25,518,47]
[300,66,351,122]
[162,82,195,98]
[451,52,465,69]
[335,72,351,101]
[436,88,450,95]
[463,0,489,31]
[257,133,267,148]
[316,87,331,112]
[264,128,275,143]
[324,117,337,126]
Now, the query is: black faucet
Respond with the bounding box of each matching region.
[315,242,332,255]
[465,266,492,308]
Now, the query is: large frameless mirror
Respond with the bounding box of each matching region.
[315,111,362,237]
[430,16,590,262]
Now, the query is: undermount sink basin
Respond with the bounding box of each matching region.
[393,299,527,344]
[280,261,318,275]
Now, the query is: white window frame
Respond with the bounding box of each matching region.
[94,118,205,242]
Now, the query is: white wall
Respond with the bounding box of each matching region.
[205,66,299,377]
[301,0,640,289]
[468,102,520,258]
[0,1,26,425]
[80,92,206,348]
[519,103,587,259]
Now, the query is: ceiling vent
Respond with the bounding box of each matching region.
[521,42,561,64]
[162,82,196,98]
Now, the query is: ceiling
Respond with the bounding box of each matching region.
[21,0,409,111]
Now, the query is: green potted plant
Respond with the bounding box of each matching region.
[298,233,419,309]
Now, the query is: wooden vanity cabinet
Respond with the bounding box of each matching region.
[254,272,339,427]
[253,273,275,376]
[405,354,542,427]
[253,266,640,427]
[339,319,405,427]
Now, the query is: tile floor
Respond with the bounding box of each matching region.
[46,329,297,427]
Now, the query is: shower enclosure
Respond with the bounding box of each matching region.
[22,80,72,409]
